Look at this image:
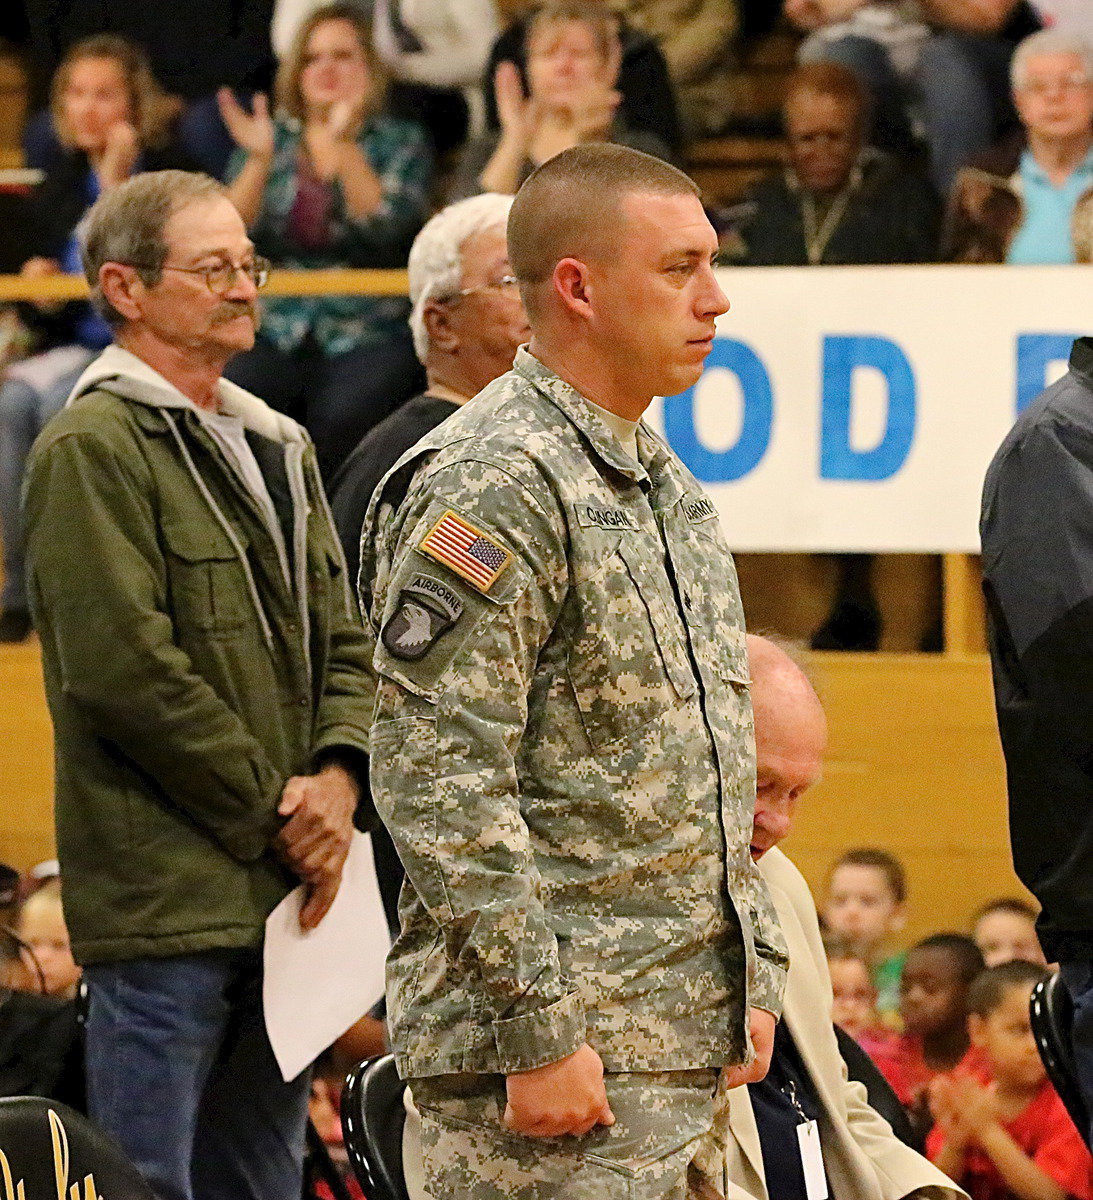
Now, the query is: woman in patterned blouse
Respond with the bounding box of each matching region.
[218,2,433,478]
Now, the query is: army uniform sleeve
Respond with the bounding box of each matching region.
[748,881,789,1017]
[367,459,580,1074]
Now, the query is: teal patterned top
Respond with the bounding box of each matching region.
[228,114,433,355]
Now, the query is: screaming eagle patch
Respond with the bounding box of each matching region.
[381,574,465,661]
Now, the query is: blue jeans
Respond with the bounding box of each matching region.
[0,358,87,612]
[83,949,311,1200]
[1059,961,1093,1148]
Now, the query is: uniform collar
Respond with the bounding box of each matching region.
[512,346,652,485]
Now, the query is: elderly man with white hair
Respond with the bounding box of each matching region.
[949,28,1093,262]
[330,192,528,593]
[329,192,529,929]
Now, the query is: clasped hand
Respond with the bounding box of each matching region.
[277,763,358,930]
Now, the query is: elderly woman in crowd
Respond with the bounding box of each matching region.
[451,1,675,201]
[0,34,192,643]
[948,29,1093,263]
[218,2,432,477]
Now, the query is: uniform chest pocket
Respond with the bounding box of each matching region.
[566,540,696,750]
[161,518,252,634]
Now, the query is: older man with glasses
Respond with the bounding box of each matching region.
[21,169,374,1200]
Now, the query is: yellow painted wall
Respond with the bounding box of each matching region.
[1,641,1024,955]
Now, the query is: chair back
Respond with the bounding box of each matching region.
[341,1054,408,1200]
[1030,971,1091,1139]
[0,1095,156,1200]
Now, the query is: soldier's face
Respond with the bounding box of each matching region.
[585,191,729,403]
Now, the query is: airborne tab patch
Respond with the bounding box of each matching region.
[420,510,512,594]
[381,575,465,661]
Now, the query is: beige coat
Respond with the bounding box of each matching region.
[693,847,967,1200]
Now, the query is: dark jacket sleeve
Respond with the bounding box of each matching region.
[982,417,1093,761]
[24,427,286,862]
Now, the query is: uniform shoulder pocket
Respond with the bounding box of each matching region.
[373,523,532,703]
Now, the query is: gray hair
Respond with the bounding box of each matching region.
[407,193,514,362]
[80,170,227,327]
[1011,28,1093,92]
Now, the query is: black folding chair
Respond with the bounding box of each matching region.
[341,1054,409,1200]
[0,1095,156,1200]
[1030,971,1091,1140]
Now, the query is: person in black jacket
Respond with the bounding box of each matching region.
[728,61,940,654]
[981,335,1093,1150]
[329,192,529,930]
[731,61,941,268]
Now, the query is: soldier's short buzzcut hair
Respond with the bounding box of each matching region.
[507,143,700,312]
[80,169,227,328]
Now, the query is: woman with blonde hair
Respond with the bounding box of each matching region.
[0,34,194,643]
[453,1,674,200]
[218,2,433,478]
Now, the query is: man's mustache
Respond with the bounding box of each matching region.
[211,301,260,329]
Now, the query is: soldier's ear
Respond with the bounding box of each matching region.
[552,257,592,322]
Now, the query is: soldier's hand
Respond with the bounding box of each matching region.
[277,764,357,886]
[719,1008,777,1088]
[503,1043,615,1137]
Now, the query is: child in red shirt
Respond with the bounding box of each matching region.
[880,933,987,1128]
[827,939,901,1068]
[927,960,1093,1200]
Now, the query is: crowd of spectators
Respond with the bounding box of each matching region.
[0,2,1091,648]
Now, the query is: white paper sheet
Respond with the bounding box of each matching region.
[263,831,391,1082]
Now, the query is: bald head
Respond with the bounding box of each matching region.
[507,143,700,315]
[747,634,828,859]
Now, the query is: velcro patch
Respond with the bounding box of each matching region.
[682,494,718,524]
[575,504,638,531]
[381,576,465,661]
[419,510,512,594]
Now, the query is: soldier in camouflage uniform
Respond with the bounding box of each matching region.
[359,143,789,1200]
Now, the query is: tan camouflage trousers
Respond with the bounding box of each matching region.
[407,1068,719,1199]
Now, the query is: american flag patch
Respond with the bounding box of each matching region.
[419,510,513,593]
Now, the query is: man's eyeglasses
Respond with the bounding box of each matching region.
[1020,72,1092,97]
[451,274,520,300]
[146,256,272,295]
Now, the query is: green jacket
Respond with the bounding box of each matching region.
[361,348,788,1080]
[24,346,373,966]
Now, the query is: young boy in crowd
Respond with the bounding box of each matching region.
[973,899,1047,970]
[827,937,901,1070]
[15,879,80,999]
[823,847,908,1023]
[882,934,986,1128]
[927,960,1093,1200]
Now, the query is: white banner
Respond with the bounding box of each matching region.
[644,264,1092,552]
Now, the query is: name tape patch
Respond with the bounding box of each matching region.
[683,495,717,524]
[576,505,638,531]
[420,510,512,594]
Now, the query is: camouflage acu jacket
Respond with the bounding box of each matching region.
[360,348,788,1081]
